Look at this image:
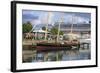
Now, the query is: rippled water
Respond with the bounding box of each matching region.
[27,49,91,62]
[62,51,90,61]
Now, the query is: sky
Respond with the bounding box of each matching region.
[22,10,91,29]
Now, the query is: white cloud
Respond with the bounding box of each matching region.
[31,19,41,28]
[41,12,54,25]
[64,14,89,24]
[76,16,89,24]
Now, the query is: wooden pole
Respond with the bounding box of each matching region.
[70,14,75,34]
[57,14,64,42]
[44,12,51,41]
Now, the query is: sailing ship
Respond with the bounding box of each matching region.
[36,13,80,52]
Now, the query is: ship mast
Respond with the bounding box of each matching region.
[57,14,64,42]
[70,14,74,34]
[44,12,51,41]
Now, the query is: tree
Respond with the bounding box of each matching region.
[23,21,33,33]
[50,27,63,35]
[50,27,64,42]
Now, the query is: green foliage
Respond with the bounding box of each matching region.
[60,31,64,35]
[23,21,33,33]
[50,27,64,35]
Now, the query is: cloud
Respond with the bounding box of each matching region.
[40,12,54,25]
[76,16,89,24]
[31,19,41,25]
[22,14,38,19]
[64,14,89,24]
[22,10,34,15]
[22,10,90,26]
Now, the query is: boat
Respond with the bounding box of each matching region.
[35,13,80,52]
[36,41,79,52]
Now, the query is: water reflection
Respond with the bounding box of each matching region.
[23,49,91,63]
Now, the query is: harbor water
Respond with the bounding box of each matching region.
[23,47,91,63]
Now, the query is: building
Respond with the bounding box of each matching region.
[54,23,91,33]
[54,23,91,39]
